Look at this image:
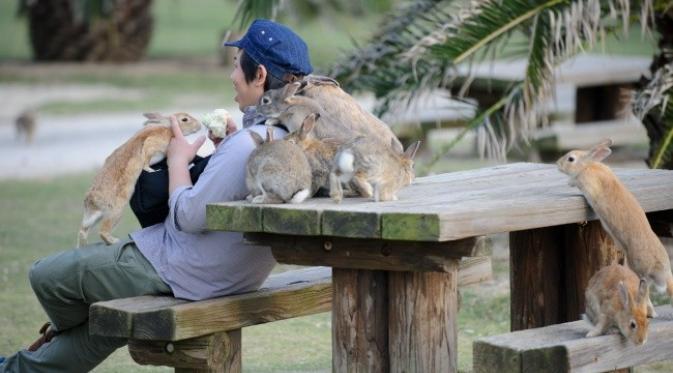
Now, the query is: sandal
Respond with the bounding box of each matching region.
[27,322,57,352]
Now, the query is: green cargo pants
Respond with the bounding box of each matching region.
[0,239,171,373]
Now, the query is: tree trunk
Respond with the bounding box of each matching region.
[642,8,673,169]
[23,0,153,62]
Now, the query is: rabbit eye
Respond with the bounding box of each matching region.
[567,156,575,162]
[630,320,637,329]
[181,117,188,122]
[262,97,271,105]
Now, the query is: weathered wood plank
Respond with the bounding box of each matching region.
[474,306,673,373]
[256,234,487,271]
[206,203,262,232]
[129,330,241,372]
[332,269,389,373]
[389,261,459,372]
[90,267,332,340]
[207,163,673,241]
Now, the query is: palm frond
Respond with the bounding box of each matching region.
[232,0,282,30]
[331,0,655,159]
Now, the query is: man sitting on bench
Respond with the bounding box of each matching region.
[0,19,312,373]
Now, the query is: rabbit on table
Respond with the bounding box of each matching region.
[245,125,312,204]
[78,112,201,247]
[330,137,421,203]
[584,263,649,345]
[557,139,673,317]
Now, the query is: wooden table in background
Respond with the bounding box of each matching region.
[207,163,673,372]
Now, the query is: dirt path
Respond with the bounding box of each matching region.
[0,83,243,180]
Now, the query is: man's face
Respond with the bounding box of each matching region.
[230,50,265,111]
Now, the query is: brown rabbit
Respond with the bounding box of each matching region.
[296,76,403,151]
[257,82,354,143]
[330,137,421,203]
[78,112,201,247]
[246,126,312,204]
[284,113,344,195]
[258,78,403,149]
[15,109,37,144]
[557,139,673,316]
[584,263,649,344]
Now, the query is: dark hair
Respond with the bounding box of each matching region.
[240,50,299,91]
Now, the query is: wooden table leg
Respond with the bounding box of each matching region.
[332,261,460,373]
[510,220,623,330]
[333,268,389,372]
[389,261,459,373]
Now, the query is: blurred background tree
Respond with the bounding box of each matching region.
[17,0,153,62]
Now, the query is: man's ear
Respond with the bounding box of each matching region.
[255,65,268,87]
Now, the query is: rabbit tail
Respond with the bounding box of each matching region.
[290,188,311,204]
[336,150,355,181]
[78,207,104,248]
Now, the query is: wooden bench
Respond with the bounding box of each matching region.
[90,256,492,372]
[474,305,673,372]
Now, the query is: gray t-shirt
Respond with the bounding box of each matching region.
[131,108,286,300]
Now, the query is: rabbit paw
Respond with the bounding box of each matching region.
[251,195,266,204]
[586,328,605,338]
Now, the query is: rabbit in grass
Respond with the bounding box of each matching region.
[330,137,421,203]
[584,263,649,345]
[557,139,673,316]
[78,112,201,247]
[15,109,37,144]
[246,125,312,204]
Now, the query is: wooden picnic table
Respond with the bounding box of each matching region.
[206,162,673,372]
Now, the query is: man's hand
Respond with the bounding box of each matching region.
[167,115,207,168]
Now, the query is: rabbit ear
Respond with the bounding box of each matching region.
[299,113,318,140]
[265,125,275,142]
[249,130,264,146]
[403,141,422,160]
[637,278,649,303]
[618,281,630,308]
[143,112,164,125]
[588,145,612,162]
[283,82,302,98]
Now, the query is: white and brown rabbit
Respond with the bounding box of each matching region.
[557,139,673,316]
[584,263,649,345]
[284,113,343,195]
[330,137,421,203]
[78,112,201,247]
[246,126,312,204]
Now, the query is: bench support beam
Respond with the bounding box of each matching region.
[128,330,241,373]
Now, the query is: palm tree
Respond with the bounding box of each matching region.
[236,0,673,169]
[17,0,153,62]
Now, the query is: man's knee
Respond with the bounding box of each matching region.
[28,259,51,296]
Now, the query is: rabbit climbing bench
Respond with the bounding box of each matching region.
[474,306,673,373]
[89,256,492,372]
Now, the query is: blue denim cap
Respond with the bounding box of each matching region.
[224,19,313,80]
